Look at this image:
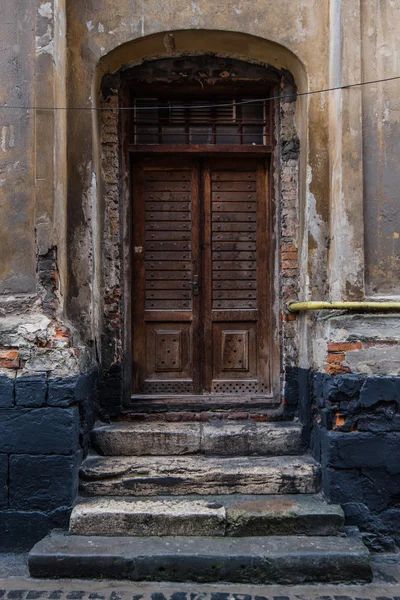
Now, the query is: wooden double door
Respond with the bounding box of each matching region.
[132,156,273,396]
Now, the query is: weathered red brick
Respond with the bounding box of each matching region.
[281,251,298,261]
[327,341,362,352]
[282,269,298,278]
[364,341,398,348]
[227,412,249,420]
[326,352,346,364]
[333,413,346,429]
[249,414,269,422]
[282,313,297,321]
[281,243,297,252]
[0,349,19,369]
[325,364,351,375]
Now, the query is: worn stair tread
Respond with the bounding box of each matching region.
[29,532,372,584]
[70,493,344,537]
[127,396,280,413]
[79,454,320,496]
[91,420,304,456]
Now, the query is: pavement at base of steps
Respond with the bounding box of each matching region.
[1,553,400,600]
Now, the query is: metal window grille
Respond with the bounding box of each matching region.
[133,98,271,146]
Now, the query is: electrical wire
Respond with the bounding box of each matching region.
[0,74,399,112]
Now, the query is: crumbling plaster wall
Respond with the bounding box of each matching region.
[66,0,330,345]
[65,0,333,400]
[0,0,92,379]
[65,0,400,399]
[0,0,96,551]
[1,1,398,390]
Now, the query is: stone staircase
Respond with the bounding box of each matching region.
[28,415,372,584]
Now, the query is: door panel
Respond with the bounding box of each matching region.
[203,159,271,395]
[132,157,272,396]
[132,159,201,394]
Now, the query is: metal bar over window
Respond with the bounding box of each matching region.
[132,98,271,147]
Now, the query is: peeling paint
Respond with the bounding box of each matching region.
[1,127,6,153]
[0,126,15,153]
[36,24,54,56]
[38,2,53,19]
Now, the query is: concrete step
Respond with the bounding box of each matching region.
[70,494,344,537]
[91,421,304,456]
[79,454,320,496]
[29,531,372,583]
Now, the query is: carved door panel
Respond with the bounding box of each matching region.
[132,158,201,394]
[202,159,271,394]
[132,157,271,396]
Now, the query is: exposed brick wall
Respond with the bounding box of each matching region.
[325,341,363,375]
[279,85,300,414]
[100,86,123,367]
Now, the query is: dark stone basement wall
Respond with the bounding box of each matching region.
[310,370,400,552]
[0,369,97,551]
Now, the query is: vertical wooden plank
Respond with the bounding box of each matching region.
[122,86,133,403]
[202,160,213,392]
[191,160,202,393]
[132,160,146,393]
[256,160,271,392]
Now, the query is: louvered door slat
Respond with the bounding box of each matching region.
[133,157,271,398]
[133,160,200,395]
[211,168,259,311]
[144,169,193,311]
[204,159,271,396]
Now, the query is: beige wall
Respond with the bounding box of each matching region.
[361,0,400,296]
[0,0,399,374]
[0,0,36,294]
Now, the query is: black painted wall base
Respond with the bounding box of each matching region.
[2,362,400,553]
[313,423,400,551]
[0,369,97,552]
[310,371,400,552]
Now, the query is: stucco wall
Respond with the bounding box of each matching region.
[65,0,330,343]
[361,0,400,296]
[0,0,399,329]
[0,0,36,294]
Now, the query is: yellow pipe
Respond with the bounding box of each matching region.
[288,301,400,312]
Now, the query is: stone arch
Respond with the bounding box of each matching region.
[86,30,308,413]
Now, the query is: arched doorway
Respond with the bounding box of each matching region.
[98,53,301,408]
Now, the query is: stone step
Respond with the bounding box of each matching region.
[127,395,281,413]
[125,409,284,422]
[29,531,372,584]
[70,493,344,537]
[79,454,320,496]
[91,421,304,456]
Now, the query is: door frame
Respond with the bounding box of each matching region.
[128,150,278,400]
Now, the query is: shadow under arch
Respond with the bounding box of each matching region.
[94,28,308,101]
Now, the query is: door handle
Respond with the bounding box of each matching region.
[187,275,200,296]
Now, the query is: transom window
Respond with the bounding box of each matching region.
[132,98,271,147]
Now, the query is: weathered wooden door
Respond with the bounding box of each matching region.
[132,157,272,396]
